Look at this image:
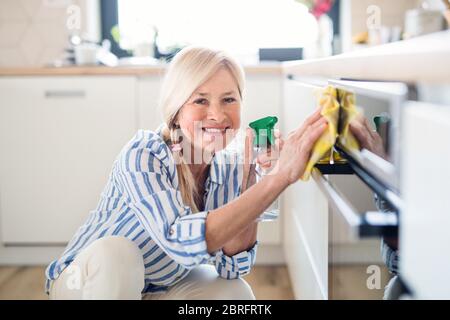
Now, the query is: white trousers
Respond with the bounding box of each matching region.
[49,236,255,300]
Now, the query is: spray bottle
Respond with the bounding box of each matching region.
[249,116,279,221]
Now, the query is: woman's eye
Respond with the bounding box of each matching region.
[194,98,208,105]
[223,97,236,103]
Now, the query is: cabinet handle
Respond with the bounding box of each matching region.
[311,168,398,239]
[44,90,86,98]
[312,168,361,228]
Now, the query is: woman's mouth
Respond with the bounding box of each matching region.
[203,128,225,133]
[201,126,231,143]
[202,127,230,134]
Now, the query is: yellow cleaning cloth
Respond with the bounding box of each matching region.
[300,86,360,181]
[301,86,340,180]
[337,89,360,152]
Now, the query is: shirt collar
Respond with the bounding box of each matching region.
[208,153,224,185]
[156,125,225,185]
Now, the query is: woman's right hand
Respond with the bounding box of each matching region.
[273,109,327,185]
[349,114,388,160]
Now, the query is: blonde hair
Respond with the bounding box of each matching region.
[159,45,245,212]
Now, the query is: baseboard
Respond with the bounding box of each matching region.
[0,244,285,266]
[0,245,65,265]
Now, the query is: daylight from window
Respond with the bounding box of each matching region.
[118,0,318,57]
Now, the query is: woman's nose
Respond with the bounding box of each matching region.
[207,102,227,122]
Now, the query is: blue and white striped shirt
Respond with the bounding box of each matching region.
[45,128,257,294]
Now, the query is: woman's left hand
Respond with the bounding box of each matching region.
[241,129,285,193]
[241,128,256,193]
[256,129,284,175]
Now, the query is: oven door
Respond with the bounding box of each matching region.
[314,79,409,239]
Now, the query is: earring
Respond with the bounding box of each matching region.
[170,125,182,152]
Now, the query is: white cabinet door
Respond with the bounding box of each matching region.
[400,101,450,299]
[137,75,163,131]
[245,74,282,245]
[0,76,137,244]
[282,78,329,299]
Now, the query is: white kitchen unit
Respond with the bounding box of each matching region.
[0,76,138,244]
[281,31,450,300]
[400,101,450,299]
[282,77,329,299]
[281,76,391,299]
[245,73,283,248]
[137,75,164,131]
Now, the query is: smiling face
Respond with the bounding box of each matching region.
[175,66,241,157]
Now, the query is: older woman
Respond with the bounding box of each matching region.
[45,46,327,300]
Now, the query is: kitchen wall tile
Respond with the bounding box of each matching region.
[0,48,27,67]
[18,0,44,20]
[350,0,419,35]
[33,0,71,23]
[0,0,29,21]
[19,25,45,66]
[0,0,93,67]
[33,21,69,47]
[39,46,66,65]
[0,20,30,48]
[351,0,418,15]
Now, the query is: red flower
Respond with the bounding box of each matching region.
[311,0,334,19]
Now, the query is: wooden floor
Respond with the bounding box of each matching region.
[245,266,295,299]
[0,265,389,300]
[329,264,391,300]
[0,266,48,300]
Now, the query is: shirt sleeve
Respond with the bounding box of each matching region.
[374,193,396,213]
[208,152,259,279]
[210,241,258,279]
[112,132,213,269]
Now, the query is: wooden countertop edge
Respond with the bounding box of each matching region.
[0,65,282,76]
[2,31,449,81]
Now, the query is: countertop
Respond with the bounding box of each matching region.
[283,30,450,84]
[1,30,449,83]
[0,63,282,76]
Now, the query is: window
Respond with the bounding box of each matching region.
[117,0,318,58]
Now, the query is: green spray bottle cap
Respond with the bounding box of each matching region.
[249,116,278,147]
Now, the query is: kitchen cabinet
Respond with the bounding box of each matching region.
[137,75,163,131]
[281,77,394,299]
[0,71,283,256]
[280,32,450,299]
[0,76,137,244]
[245,74,282,245]
[400,101,450,299]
